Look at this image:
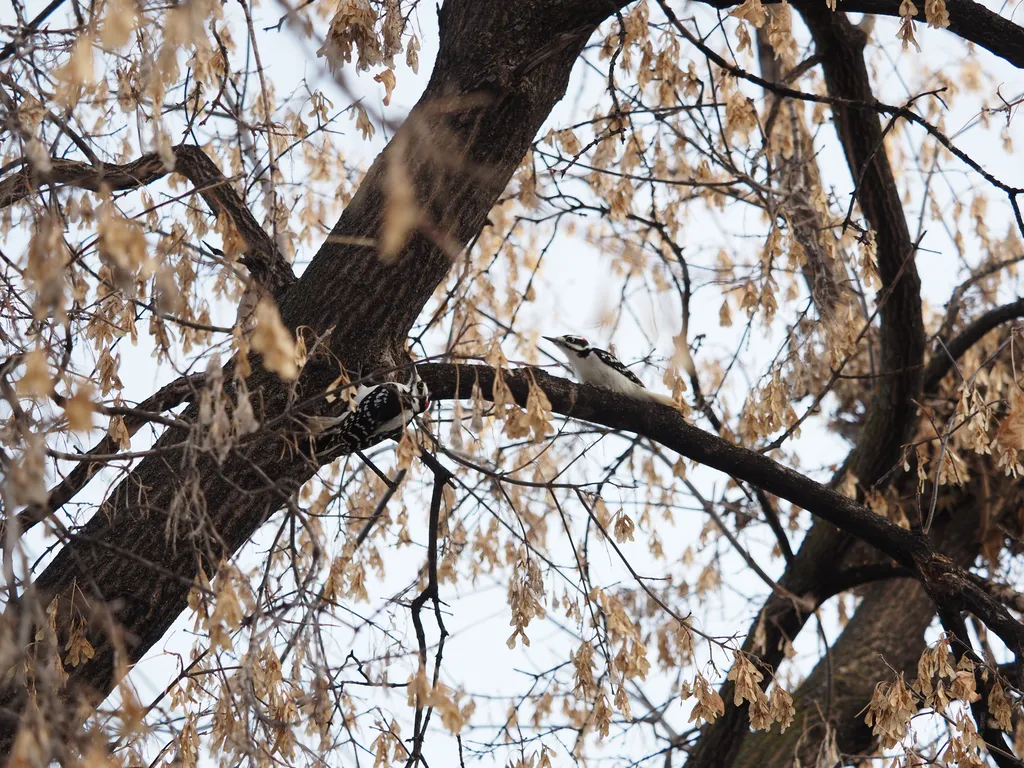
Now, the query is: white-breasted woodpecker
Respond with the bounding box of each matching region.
[544,335,677,408]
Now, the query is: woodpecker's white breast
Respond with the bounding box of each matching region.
[566,352,647,395]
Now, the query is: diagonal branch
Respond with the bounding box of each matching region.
[417,363,1024,659]
[424,362,917,549]
[0,144,296,299]
[0,0,68,63]
[924,298,1024,393]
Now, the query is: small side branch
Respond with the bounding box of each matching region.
[924,298,1024,393]
[0,144,296,299]
[407,451,454,766]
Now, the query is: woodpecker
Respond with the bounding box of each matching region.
[307,370,430,453]
[543,335,677,408]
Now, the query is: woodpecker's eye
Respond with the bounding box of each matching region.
[564,335,589,347]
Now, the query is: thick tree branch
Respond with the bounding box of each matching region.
[845,0,1024,69]
[964,572,1024,614]
[417,363,1024,660]
[693,0,1024,69]
[799,6,925,486]
[0,157,166,211]
[432,363,910,537]
[755,27,851,324]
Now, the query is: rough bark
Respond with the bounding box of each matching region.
[0,1,631,759]
[755,28,852,323]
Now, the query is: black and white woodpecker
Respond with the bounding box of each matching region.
[543,335,677,408]
[307,369,430,453]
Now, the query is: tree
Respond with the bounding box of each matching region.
[1,0,1023,764]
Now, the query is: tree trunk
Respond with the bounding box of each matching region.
[0,1,629,759]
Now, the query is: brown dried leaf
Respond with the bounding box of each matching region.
[380,152,417,262]
[374,68,397,106]
[16,350,53,398]
[65,386,97,431]
[684,672,725,725]
[108,415,131,450]
[250,300,298,380]
[729,0,768,27]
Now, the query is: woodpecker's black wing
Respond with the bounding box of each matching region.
[331,384,407,452]
[313,378,429,456]
[593,348,646,388]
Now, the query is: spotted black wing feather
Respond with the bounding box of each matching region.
[323,385,404,452]
[322,380,428,452]
[308,370,430,456]
[592,348,645,388]
[364,386,410,448]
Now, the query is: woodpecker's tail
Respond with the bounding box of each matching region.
[303,414,344,434]
[644,390,681,410]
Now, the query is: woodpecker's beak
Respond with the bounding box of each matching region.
[542,336,560,345]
